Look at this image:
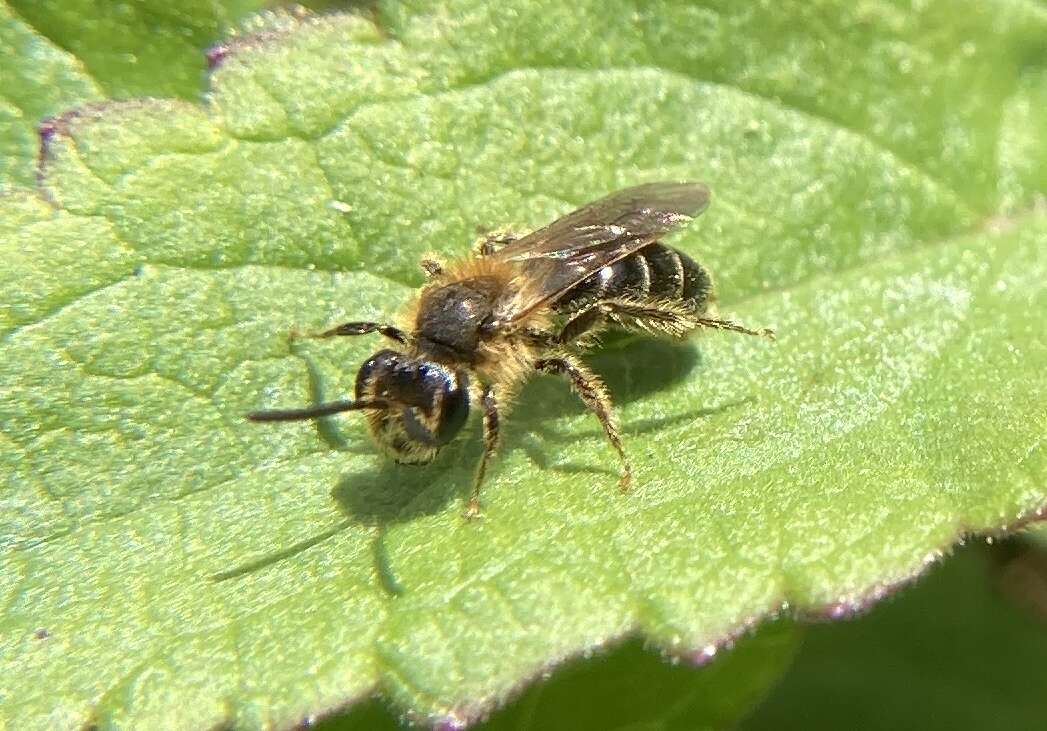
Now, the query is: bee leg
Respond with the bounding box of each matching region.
[600,298,700,338]
[519,327,558,347]
[535,355,632,492]
[696,317,776,340]
[557,306,607,344]
[307,321,409,344]
[561,298,723,341]
[473,230,520,256]
[420,258,444,278]
[466,385,500,518]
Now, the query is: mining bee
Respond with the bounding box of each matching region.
[248,182,773,516]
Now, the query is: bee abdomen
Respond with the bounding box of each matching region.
[557,243,712,313]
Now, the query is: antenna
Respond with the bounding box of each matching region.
[246,399,388,422]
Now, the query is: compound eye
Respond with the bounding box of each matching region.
[355,349,400,400]
[399,368,470,447]
[438,370,470,443]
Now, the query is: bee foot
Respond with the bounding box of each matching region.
[463,499,484,520]
[618,471,633,493]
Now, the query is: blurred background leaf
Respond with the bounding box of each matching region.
[1,0,102,188]
[4,0,270,99]
[314,537,1047,729]
[0,0,357,188]
[744,538,1047,730]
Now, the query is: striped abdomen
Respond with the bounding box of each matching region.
[555,242,712,314]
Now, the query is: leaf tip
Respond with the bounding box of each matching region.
[205,7,315,71]
[431,715,470,731]
[205,44,230,70]
[668,619,761,667]
[36,111,74,167]
[35,102,112,172]
[35,109,82,199]
[682,641,726,667]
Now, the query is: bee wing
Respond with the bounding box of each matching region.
[490,181,710,325]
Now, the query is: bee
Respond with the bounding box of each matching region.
[248,182,773,517]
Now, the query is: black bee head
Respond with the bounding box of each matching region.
[355,349,471,464]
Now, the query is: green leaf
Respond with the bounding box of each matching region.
[0,0,284,189]
[743,542,1047,730]
[4,0,271,99]
[2,3,1046,729]
[0,1,101,188]
[320,622,799,730]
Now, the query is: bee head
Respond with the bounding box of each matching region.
[355,350,471,464]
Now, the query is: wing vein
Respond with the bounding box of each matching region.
[489,182,710,325]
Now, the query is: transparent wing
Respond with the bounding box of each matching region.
[490,182,710,324]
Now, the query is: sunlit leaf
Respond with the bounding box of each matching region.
[1,2,1045,728]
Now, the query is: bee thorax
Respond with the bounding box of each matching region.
[415,277,501,361]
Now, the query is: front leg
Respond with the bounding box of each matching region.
[535,355,632,491]
[473,229,520,256]
[465,384,501,518]
[304,321,409,344]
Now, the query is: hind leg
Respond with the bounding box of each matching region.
[557,297,701,344]
[695,316,776,339]
[558,298,774,343]
[535,355,632,492]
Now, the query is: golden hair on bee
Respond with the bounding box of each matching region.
[246,182,773,518]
